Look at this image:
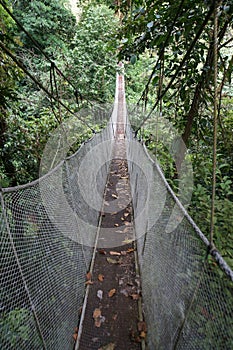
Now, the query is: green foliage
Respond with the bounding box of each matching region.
[0,1,23,109]
[69,4,118,101]
[0,308,31,346]
[1,103,57,186]
[0,0,118,186]
[11,0,77,53]
[124,51,154,106]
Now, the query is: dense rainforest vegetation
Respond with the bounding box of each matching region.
[0,0,118,186]
[0,0,232,268]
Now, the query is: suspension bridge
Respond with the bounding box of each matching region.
[1,69,233,350]
[1,1,233,348]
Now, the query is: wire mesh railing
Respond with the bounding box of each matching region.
[125,124,233,349]
[1,73,232,349]
[0,122,114,350]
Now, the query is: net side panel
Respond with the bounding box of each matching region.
[126,130,233,350]
[0,197,43,350]
[2,182,86,350]
[1,125,114,349]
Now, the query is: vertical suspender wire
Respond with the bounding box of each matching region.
[156,51,164,159]
[210,0,219,249]
[51,64,63,124]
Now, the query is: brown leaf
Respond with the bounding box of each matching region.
[74,327,78,333]
[109,251,121,256]
[85,280,94,285]
[140,331,147,339]
[93,308,102,328]
[93,308,101,318]
[138,321,147,332]
[127,248,135,253]
[86,271,92,280]
[73,333,78,341]
[98,249,107,255]
[131,294,140,300]
[98,342,115,350]
[108,288,116,297]
[98,274,104,282]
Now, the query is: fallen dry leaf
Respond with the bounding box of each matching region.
[111,194,118,199]
[124,212,129,217]
[93,308,101,319]
[127,248,135,253]
[72,333,78,341]
[85,280,93,285]
[140,331,147,338]
[93,308,102,328]
[109,251,121,256]
[131,294,140,300]
[108,288,116,297]
[98,274,104,282]
[138,321,147,332]
[98,343,115,350]
[114,223,119,227]
[86,271,92,280]
[98,249,107,255]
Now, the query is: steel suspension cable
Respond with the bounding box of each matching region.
[210,0,221,249]
[50,63,63,123]
[49,63,62,124]
[0,40,95,133]
[155,50,164,158]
